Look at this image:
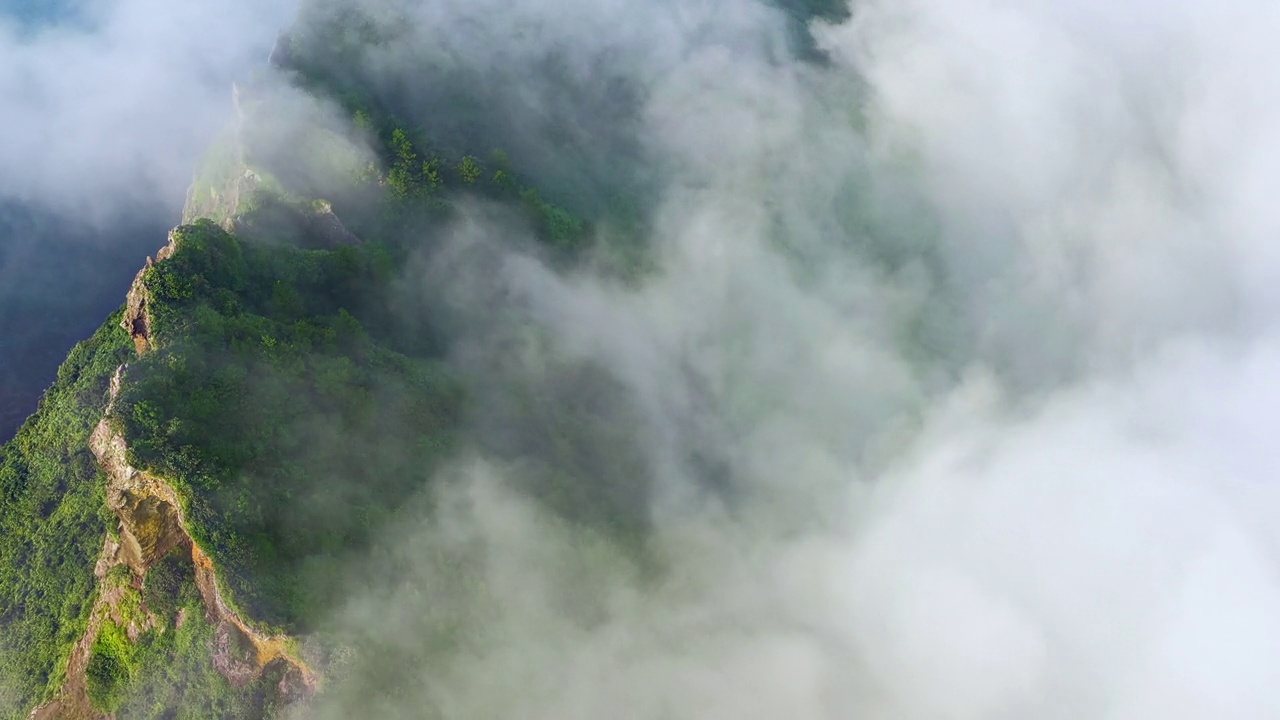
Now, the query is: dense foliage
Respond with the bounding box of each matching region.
[85,619,133,712]
[0,314,132,715]
[120,549,289,719]
[371,120,593,257]
[0,0,698,714]
[116,221,462,630]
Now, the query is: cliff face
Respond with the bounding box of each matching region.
[4,6,604,713]
[119,232,175,356]
[30,236,318,719]
[91,365,317,699]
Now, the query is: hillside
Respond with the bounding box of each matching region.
[0,0,879,717]
[0,5,650,719]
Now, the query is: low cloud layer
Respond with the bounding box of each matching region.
[0,0,295,221]
[0,0,301,439]
[281,0,1280,718]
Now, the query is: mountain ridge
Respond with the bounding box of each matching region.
[2,19,601,711]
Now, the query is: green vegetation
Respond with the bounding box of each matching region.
[140,546,197,625]
[1,65,632,717]
[116,221,462,630]
[521,187,589,254]
[2,214,467,715]
[121,549,287,719]
[347,113,595,257]
[270,1,624,258]
[60,546,291,719]
[0,314,132,714]
[123,610,288,720]
[86,620,134,712]
[1,1,667,715]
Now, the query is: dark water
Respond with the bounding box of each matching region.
[0,202,173,443]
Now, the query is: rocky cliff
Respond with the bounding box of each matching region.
[30,235,318,719]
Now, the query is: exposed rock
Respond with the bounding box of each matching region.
[306,200,361,247]
[277,662,313,700]
[119,231,177,356]
[34,258,318,716]
[155,231,177,263]
[94,366,318,697]
[89,418,188,576]
[120,272,150,356]
[211,621,261,687]
[93,535,122,580]
[190,541,318,701]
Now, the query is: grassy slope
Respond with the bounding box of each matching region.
[0,314,131,714]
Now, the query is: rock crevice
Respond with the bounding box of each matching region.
[119,230,175,356]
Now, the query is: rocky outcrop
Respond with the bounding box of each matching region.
[303,200,360,247]
[121,269,152,356]
[228,197,362,249]
[190,541,316,694]
[89,381,186,576]
[31,239,317,719]
[90,368,319,695]
[119,231,176,356]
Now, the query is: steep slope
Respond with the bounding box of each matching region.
[0,315,130,717]
[1,0,672,714]
[24,230,327,720]
[1,61,596,720]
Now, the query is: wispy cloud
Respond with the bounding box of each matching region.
[286,0,1280,717]
[0,0,295,222]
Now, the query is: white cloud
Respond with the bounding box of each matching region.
[0,0,295,221]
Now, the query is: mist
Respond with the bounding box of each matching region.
[268,0,1280,718]
[0,0,299,218]
[0,0,300,440]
